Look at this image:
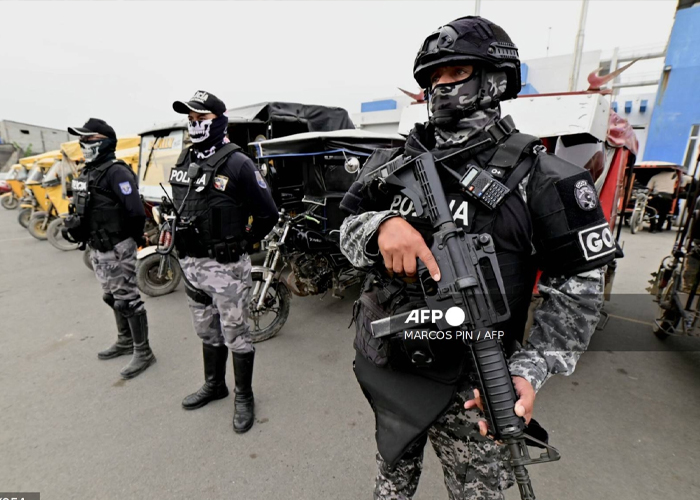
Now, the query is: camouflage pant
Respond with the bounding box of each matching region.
[375,387,514,500]
[179,255,253,354]
[90,238,144,313]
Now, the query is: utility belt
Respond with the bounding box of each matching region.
[89,227,127,253]
[352,270,468,384]
[175,226,247,264]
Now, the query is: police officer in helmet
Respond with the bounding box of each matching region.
[171,91,278,433]
[340,16,618,499]
[65,118,155,379]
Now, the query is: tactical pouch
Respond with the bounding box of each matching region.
[174,225,209,259]
[353,290,392,367]
[211,237,242,264]
[74,192,89,216]
[352,273,428,368]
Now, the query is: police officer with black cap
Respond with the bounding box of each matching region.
[65,118,155,380]
[170,91,278,433]
[340,16,619,499]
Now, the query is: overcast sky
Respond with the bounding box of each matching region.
[0,0,678,135]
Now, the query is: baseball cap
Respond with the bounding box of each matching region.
[173,90,227,116]
[67,118,117,139]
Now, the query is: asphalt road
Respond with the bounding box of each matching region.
[0,207,699,500]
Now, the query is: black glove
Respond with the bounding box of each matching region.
[61,227,76,243]
[63,214,87,244]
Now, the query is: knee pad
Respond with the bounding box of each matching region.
[102,293,115,309]
[115,298,145,318]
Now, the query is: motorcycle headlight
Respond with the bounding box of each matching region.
[260,162,269,177]
[344,157,361,174]
[152,206,162,225]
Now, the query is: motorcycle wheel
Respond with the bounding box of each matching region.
[28,211,53,240]
[46,218,79,251]
[83,247,94,271]
[17,207,32,228]
[630,211,642,234]
[249,271,291,343]
[1,195,19,210]
[136,253,183,297]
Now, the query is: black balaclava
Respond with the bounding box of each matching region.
[188,114,229,160]
[80,137,117,165]
[429,67,508,149]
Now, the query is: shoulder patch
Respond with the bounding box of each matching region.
[119,181,132,195]
[255,171,267,189]
[574,179,597,211]
[214,175,229,191]
[578,223,615,261]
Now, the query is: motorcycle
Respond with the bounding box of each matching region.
[17,192,38,228]
[629,187,657,234]
[249,200,363,343]
[136,199,183,297]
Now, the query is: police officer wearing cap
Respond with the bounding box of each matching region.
[339,16,619,499]
[65,118,155,379]
[170,91,278,433]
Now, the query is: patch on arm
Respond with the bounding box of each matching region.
[255,171,267,189]
[214,175,229,191]
[555,172,605,228]
[119,181,132,195]
[578,222,616,261]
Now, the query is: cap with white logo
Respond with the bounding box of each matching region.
[173,90,227,116]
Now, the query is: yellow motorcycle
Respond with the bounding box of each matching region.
[45,157,81,250]
[0,164,27,210]
[26,156,61,240]
[17,162,50,228]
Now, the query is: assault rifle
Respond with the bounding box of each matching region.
[368,152,560,500]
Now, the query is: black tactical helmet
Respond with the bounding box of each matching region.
[413,16,521,100]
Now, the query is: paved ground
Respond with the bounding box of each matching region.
[0,207,699,500]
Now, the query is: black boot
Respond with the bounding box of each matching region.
[232,351,255,434]
[98,311,134,360]
[120,311,156,379]
[182,343,229,410]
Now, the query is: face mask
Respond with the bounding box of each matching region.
[429,69,508,129]
[429,72,482,119]
[188,114,228,154]
[188,119,213,144]
[80,137,117,164]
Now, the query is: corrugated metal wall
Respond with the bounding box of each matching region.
[644,4,700,170]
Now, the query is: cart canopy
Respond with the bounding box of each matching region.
[252,129,405,159]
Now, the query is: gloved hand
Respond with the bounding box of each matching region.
[134,233,147,248]
[61,227,75,243]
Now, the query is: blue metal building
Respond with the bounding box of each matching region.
[644,1,700,171]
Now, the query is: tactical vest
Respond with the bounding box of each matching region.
[367,124,543,380]
[170,144,249,261]
[72,159,134,252]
